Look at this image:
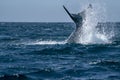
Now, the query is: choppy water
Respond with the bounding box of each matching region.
[0,22,120,80]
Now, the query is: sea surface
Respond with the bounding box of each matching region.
[0,22,120,80]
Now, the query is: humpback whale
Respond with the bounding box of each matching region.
[63,4,93,43]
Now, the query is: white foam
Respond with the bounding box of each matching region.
[25,40,67,45]
[77,3,112,44]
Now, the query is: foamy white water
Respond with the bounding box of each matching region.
[25,40,67,45]
[78,3,111,44]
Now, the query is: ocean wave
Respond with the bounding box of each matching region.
[0,68,63,80]
[90,60,120,65]
[24,45,77,55]
[0,74,29,80]
[89,60,120,71]
[0,35,18,42]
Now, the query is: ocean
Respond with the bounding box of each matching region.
[0,22,120,80]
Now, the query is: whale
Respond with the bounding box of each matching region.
[63,4,92,43]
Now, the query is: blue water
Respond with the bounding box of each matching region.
[0,22,120,80]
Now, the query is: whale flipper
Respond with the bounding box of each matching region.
[63,5,75,22]
[63,5,84,27]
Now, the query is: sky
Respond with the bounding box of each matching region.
[0,0,120,22]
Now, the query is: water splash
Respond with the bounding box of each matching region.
[23,40,67,45]
[78,3,111,44]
